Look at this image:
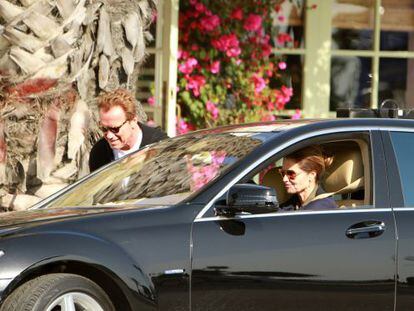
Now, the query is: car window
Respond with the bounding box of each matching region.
[44,132,267,208]
[248,139,372,211]
[389,131,414,206]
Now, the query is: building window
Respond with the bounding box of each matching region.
[271,0,414,117]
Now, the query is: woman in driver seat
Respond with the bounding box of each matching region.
[279,145,338,210]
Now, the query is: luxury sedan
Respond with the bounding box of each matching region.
[0,116,414,311]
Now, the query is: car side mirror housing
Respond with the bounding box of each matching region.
[215,184,279,216]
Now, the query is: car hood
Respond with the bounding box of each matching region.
[0,204,165,229]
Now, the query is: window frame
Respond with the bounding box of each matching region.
[196,128,389,220]
[238,132,373,210]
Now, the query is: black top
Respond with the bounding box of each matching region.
[280,186,338,211]
[89,122,168,172]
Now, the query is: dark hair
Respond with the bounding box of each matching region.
[285,145,333,181]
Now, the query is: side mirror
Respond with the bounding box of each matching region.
[215,184,279,217]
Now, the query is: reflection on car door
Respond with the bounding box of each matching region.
[384,130,414,311]
[191,131,396,311]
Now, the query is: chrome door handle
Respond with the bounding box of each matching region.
[346,221,385,239]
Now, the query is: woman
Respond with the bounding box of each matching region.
[279,145,337,210]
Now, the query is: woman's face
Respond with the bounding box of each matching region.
[280,158,316,195]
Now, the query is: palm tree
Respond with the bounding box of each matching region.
[0,0,156,211]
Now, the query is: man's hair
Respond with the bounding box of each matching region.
[97,88,141,120]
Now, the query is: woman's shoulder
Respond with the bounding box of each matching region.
[304,196,338,210]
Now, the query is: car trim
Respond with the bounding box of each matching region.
[393,207,414,211]
[194,207,393,222]
[196,125,413,219]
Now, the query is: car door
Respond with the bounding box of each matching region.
[383,130,414,311]
[191,130,396,311]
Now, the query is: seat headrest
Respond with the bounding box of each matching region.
[323,145,364,194]
[262,167,291,204]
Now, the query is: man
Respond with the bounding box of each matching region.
[89,88,168,172]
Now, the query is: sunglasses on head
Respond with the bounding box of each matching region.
[99,120,128,134]
[278,168,299,179]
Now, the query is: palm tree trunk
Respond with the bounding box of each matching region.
[0,0,156,211]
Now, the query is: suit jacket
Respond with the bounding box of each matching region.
[280,186,338,211]
[89,122,168,172]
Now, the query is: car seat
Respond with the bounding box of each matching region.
[322,142,365,207]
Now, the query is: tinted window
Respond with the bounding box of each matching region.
[45,132,266,208]
[390,132,414,205]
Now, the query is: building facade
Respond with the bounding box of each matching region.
[139,0,414,135]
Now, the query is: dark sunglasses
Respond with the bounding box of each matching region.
[278,168,300,180]
[99,120,128,134]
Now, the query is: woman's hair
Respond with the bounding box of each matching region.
[97,88,147,122]
[286,145,333,181]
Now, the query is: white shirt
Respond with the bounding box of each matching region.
[112,129,143,160]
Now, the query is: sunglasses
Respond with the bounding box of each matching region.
[99,120,128,134]
[278,168,301,180]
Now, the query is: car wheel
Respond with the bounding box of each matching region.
[0,273,115,311]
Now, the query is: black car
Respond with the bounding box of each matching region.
[0,115,414,311]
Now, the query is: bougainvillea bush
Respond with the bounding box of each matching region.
[176,0,299,134]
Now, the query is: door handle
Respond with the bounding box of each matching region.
[346,221,385,239]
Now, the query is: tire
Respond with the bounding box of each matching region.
[0,273,115,311]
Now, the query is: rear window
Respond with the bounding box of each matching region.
[390,131,414,206]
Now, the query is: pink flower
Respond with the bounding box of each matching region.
[291,109,301,120]
[178,57,198,74]
[227,46,241,57]
[211,34,241,58]
[281,85,293,97]
[200,14,220,32]
[273,86,293,109]
[278,15,285,22]
[231,8,243,20]
[277,33,293,45]
[243,14,262,32]
[195,3,206,13]
[210,61,220,74]
[278,61,287,70]
[178,50,189,60]
[147,96,155,107]
[261,114,276,122]
[251,73,266,94]
[185,75,206,97]
[206,100,219,120]
[177,118,194,135]
[262,43,272,57]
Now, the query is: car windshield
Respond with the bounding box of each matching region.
[44,131,270,208]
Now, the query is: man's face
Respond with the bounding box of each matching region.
[99,106,138,150]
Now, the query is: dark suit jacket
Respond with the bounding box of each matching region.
[89,122,168,172]
[280,186,338,211]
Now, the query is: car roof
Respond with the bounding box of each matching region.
[188,118,414,135]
